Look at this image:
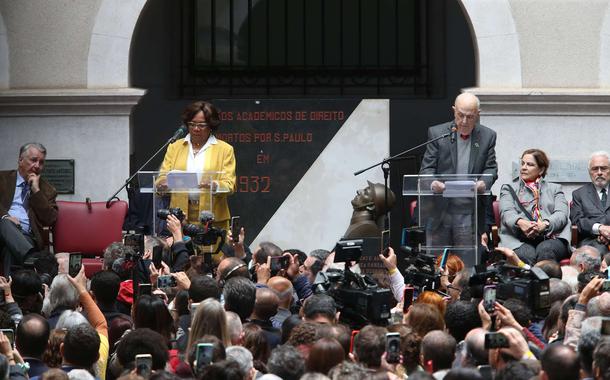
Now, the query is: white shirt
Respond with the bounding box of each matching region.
[597,186,609,200]
[185,133,217,200]
[7,173,30,232]
[592,185,609,235]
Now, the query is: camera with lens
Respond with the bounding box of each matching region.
[402,252,442,291]
[578,271,606,291]
[183,223,225,246]
[157,207,186,222]
[399,227,442,291]
[314,259,393,330]
[181,211,226,252]
[400,226,426,255]
[469,263,551,317]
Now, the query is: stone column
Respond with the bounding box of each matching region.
[458,0,610,198]
[0,0,147,201]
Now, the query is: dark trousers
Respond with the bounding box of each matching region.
[0,218,34,275]
[514,238,569,265]
[577,237,609,255]
[426,213,481,266]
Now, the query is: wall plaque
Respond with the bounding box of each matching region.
[42,159,75,194]
[511,160,589,183]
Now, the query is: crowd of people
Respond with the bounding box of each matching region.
[0,226,606,380]
[4,94,610,380]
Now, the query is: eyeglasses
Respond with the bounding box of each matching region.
[591,166,610,173]
[455,111,477,121]
[187,122,210,129]
[447,284,461,293]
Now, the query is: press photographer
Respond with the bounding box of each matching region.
[157,208,225,249]
[313,239,393,329]
[154,212,191,272]
[468,261,551,318]
[157,208,226,270]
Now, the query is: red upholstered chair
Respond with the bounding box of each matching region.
[493,200,572,266]
[53,200,128,277]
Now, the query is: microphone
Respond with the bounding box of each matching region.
[450,125,457,144]
[169,125,188,143]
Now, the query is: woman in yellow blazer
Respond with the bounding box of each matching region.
[158,101,236,232]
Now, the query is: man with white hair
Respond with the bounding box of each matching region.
[226,345,257,380]
[225,311,243,345]
[570,245,602,273]
[571,150,610,254]
[0,143,57,274]
[419,93,497,266]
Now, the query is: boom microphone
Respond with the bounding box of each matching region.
[169,125,188,143]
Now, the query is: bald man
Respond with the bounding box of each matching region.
[16,313,50,377]
[250,287,282,349]
[419,93,497,266]
[268,276,294,328]
[462,328,488,367]
[216,256,249,284]
[586,292,610,317]
[540,344,579,380]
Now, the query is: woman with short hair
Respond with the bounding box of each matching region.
[498,148,571,265]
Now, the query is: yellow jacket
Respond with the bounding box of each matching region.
[159,137,236,223]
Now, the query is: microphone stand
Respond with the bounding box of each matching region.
[353,131,452,229]
[106,136,178,209]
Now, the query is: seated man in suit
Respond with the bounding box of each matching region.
[0,143,57,274]
[571,151,610,254]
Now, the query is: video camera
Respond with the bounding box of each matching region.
[314,269,392,329]
[313,240,393,329]
[399,227,550,318]
[157,208,226,251]
[469,262,551,317]
[400,227,442,291]
[157,207,185,222]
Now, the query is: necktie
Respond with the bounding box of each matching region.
[21,182,29,209]
[602,188,607,207]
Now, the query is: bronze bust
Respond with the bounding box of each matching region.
[344,181,395,239]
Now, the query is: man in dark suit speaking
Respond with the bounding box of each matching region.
[0,143,57,274]
[419,93,498,264]
[571,151,610,254]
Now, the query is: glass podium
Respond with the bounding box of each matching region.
[137,171,231,252]
[402,174,493,266]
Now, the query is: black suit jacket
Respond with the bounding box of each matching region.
[0,170,58,249]
[570,182,610,241]
[24,357,49,378]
